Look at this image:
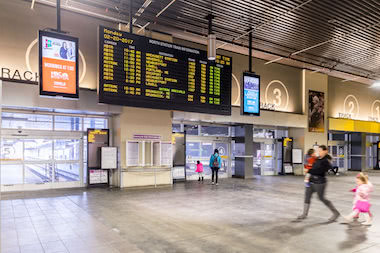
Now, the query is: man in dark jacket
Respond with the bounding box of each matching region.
[298,145,340,221]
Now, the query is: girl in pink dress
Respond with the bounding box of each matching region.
[195,161,204,182]
[344,173,373,225]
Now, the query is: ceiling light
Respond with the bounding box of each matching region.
[208,34,216,60]
[370,81,380,88]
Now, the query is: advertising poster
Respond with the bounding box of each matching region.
[242,72,260,115]
[39,31,78,98]
[309,90,325,132]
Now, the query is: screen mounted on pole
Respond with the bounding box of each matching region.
[241,72,260,116]
[98,26,232,115]
[39,30,79,98]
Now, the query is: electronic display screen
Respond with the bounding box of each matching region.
[39,30,79,98]
[87,129,109,169]
[242,72,260,116]
[98,26,232,115]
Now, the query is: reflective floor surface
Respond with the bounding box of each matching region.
[1,172,380,253]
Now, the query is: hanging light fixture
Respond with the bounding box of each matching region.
[206,1,216,61]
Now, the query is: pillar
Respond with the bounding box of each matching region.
[233,124,253,179]
[289,70,329,174]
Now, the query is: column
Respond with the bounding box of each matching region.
[233,124,253,179]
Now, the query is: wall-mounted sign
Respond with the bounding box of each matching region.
[0,68,38,84]
[39,30,79,98]
[260,102,276,111]
[264,80,290,112]
[133,134,161,140]
[241,72,260,116]
[309,90,325,133]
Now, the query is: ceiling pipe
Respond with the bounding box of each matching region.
[31,0,36,9]
[156,0,176,17]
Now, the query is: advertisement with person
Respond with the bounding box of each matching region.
[39,31,78,98]
[308,90,325,132]
[242,72,260,116]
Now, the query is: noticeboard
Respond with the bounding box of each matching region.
[101,147,117,169]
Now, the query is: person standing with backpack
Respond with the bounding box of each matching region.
[209,149,222,185]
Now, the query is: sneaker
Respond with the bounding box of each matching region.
[211,182,215,185]
[362,220,372,226]
[216,183,219,186]
[341,215,353,224]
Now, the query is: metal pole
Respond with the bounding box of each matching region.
[129,0,133,33]
[57,0,61,32]
[249,30,252,72]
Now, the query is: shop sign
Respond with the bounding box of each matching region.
[0,67,39,83]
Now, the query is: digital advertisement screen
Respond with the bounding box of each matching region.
[98,26,232,115]
[242,72,260,116]
[39,30,79,98]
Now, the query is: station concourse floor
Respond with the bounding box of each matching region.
[1,173,380,253]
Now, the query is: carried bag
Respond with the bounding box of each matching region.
[212,155,219,168]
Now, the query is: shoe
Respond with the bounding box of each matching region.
[212,182,214,185]
[362,221,372,226]
[297,204,310,220]
[362,214,372,226]
[198,178,200,181]
[341,215,353,224]
[216,183,219,186]
[329,212,340,222]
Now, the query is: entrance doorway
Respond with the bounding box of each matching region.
[253,140,277,176]
[1,130,83,192]
[185,137,230,180]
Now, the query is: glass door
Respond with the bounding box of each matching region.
[261,143,276,175]
[185,140,230,180]
[1,133,83,192]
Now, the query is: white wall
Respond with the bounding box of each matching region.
[2,81,122,114]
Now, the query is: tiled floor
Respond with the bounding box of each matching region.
[1,172,380,253]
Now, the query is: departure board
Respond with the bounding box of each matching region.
[99,26,232,115]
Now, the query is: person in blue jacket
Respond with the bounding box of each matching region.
[209,149,222,185]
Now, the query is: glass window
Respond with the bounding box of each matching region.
[1,164,23,185]
[185,125,198,135]
[186,142,200,157]
[55,163,80,182]
[172,124,182,133]
[201,126,229,136]
[1,139,23,160]
[54,139,80,160]
[201,142,213,157]
[84,118,108,131]
[24,164,52,184]
[2,112,53,130]
[55,116,82,131]
[253,129,266,138]
[24,139,53,161]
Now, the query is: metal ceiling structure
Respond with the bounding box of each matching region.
[28,0,380,82]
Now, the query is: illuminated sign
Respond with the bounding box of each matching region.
[241,72,260,116]
[98,26,232,115]
[39,30,79,98]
